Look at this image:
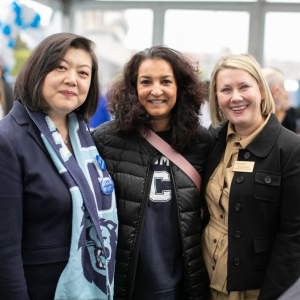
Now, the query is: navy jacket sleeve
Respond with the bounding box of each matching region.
[259,144,300,299]
[0,132,29,299]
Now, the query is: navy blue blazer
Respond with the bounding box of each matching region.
[0,101,72,299]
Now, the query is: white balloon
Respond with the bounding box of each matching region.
[0,1,42,73]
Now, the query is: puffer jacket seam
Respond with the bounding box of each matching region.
[101,143,147,156]
[110,172,144,180]
[101,158,149,169]
[189,253,203,264]
[190,266,207,278]
[115,250,131,253]
[183,231,201,239]
[181,209,201,214]
[186,241,201,251]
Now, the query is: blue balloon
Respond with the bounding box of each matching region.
[8,39,15,48]
[15,17,22,26]
[3,25,10,35]
[12,2,21,16]
[12,2,22,27]
[31,14,41,28]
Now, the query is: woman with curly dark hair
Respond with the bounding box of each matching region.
[92,46,212,300]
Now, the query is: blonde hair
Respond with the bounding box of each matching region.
[0,80,5,116]
[209,54,275,127]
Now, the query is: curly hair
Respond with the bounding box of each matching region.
[108,46,208,152]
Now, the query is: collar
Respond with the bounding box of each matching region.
[215,114,281,158]
[211,120,228,141]
[10,100,48,155]
[246,113,281,157]
[226,114,271,149]
[10,100,31,125]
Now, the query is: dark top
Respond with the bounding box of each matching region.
[133,130,184,300]
[202,114,300,299]
[282,107,297,132]
[91,121,211,300]
[0,101,72,300]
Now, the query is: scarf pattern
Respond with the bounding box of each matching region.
[26,109,118,300]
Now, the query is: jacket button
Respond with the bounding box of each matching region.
[235,203,241,211]
[234,258,240,266]
[213,239,217,243]
[237,176,244,183]
[235,231,241,238]
[244,152,250,159]
[264,176,272,184]
[212,266,215,270]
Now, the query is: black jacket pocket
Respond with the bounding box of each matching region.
[253,236,275,269]
[254,171,281,201]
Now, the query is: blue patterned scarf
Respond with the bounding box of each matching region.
[26,108,118,300]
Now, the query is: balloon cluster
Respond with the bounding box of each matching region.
[0,1,41,73]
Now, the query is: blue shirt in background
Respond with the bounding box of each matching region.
[88,96,110,129]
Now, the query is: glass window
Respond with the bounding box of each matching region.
[264,12,300,80]
[96,0,256,2]
[74,9,153,82]
[264,12,300,107]
[164,9,250,80]
[266,0,300,2]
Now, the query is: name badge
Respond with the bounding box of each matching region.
[233,161,255,173]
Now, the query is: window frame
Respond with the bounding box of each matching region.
[67,0,300,66]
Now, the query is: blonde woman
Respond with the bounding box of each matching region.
[202,54,300,300]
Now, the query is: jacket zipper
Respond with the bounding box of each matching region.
[127,152,156,299]
[170,162,194,300]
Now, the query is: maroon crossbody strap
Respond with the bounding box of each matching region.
[140,128,202,192]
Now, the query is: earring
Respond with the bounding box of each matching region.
[217,107,225,121]
[261,98,265,111]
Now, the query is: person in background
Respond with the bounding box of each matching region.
[202,54,300,300]
[88,95,110,129]
[0,33,118,300]
[262,67,297,132]
[92,46,211,300]
[198,82,212,129]
[0,56,13,119]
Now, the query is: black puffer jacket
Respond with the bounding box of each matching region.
[92,121,212,300]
